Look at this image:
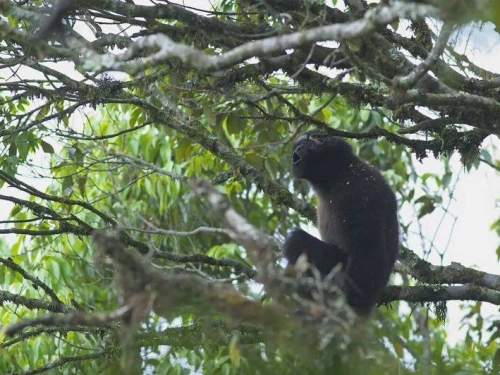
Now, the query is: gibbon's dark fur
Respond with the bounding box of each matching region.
[283,131,399,314]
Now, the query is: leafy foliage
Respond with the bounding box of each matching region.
[0,0,499,374]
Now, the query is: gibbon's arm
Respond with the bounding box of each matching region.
[283,228,347,275]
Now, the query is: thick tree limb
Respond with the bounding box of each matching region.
[84,3,438,73]
[91,231,287,329]
[3,306,129,337]
[190,179,277,277]
[0,291,70,314]
[398,247,500,292]
[381,285,500,306]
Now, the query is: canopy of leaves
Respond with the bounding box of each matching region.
[1,0,500,374]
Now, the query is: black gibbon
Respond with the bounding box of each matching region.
[283,131,399,314]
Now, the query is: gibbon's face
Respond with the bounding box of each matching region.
[291,131,353,184]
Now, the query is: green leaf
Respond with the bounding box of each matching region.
[40,140,55,154]
[62,176,73,196]
[203,105,217,126]
[224,115,241,135]
[229,335,241,367]
[10,204,22,217]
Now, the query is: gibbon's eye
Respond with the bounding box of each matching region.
[292,150,301,165]
[309,132,327,143]
[292,145,304,165]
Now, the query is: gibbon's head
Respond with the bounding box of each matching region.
[291,130,354,185]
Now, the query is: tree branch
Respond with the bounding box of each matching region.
[0,291,71,314]
[190,179,277,278]
[0,257,64,307]
[381,284,500,306]
[398,247,500,292]
[394,23,454,90]
[147,85,316,221]
[84,3,438,73]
